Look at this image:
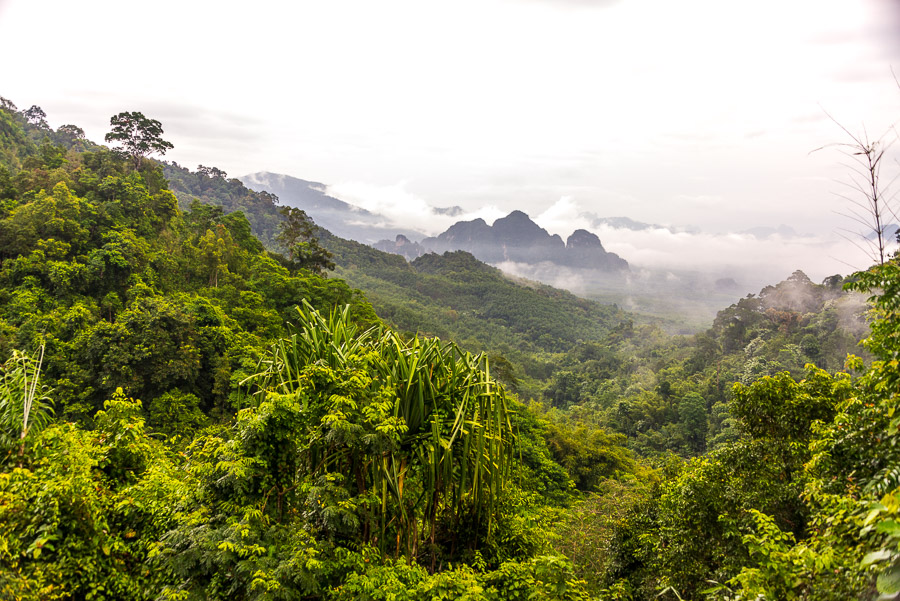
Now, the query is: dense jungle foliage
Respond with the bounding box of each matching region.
[1,99,898,600]
[0,101,631,600]
[326,236,868,458]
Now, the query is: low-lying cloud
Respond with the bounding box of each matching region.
[326,181,506,238]
[599,226,861,287]
[324,184,893,290]
[538,198,894,290]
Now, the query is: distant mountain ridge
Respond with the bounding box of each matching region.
[375,210,628,271]
[240,171,424,243]
[242,171,627,270]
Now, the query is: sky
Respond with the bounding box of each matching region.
[1,0,899,283]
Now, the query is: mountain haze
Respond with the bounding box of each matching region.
[240,171,423,243]
[376,210,628,271]
[0,96,894,600]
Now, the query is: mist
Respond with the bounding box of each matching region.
[326,181,890,295]
[326,181,507,237]
[496,218,886,331]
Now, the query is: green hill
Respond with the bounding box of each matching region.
[0,101,644,600]
[0,99,896,600]
[324,233,625,354]
[0,107,375,422]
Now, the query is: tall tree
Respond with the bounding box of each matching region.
[275,206,335,274]
[22,105,47,128]
[56,124,85,140]
[104,111,174,168]
[197,164,227,179]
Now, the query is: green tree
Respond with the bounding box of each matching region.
[56,124,84,141]
[197,164,227,179]
[678,392,707,454]
[104,111,174,168]
[198,226,232,287]
[0,391,183,599]
[247,303,515,557]
[22,105,47,128]
[276,206,335,274]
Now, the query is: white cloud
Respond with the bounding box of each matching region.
[600,225,882,288]
[534,197,593,235]
[1,0,898,247]
[325,181,506,237]
[529,195,888,288]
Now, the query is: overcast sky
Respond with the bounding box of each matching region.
[1,0,899,282]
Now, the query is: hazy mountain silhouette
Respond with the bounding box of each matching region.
[379,210,631,270]
[240,172,423,243]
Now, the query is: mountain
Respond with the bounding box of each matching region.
[588,215,659,231]
[417,210,628,270]
[865,223,899,241]
[240,171,423,243]
[3,99,891,601]
[372,234,425,260]
[322,232,626,359]
[241,172,627,271]
[585,214,704,235]
[433,205,464,217]
[565,229,620,269]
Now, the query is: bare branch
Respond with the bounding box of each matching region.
[821,104,900,266]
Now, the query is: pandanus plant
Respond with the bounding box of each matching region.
[248,301,515,566]
[0,346,54,462]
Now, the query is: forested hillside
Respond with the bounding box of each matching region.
[162,162,285,248]
[324,233,625,353]
[1,99,898,600]
[0,110,375,422]
[327,228,868,458]
[0,101,642,600]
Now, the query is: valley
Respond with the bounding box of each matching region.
[239,169,857,332]
[0,98,895,600]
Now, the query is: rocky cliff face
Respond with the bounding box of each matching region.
[565,229,628,270]
[420,211,571,264]
[373,234,425,260]
[415,211,628,271]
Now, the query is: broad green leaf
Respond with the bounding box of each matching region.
[878,520,900,537]
[877,565,900,595]
[864,550,895,566]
